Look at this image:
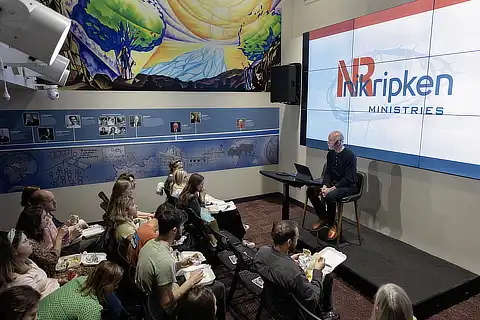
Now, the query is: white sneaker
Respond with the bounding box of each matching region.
[243,240,255,248]
[243,224,250,232]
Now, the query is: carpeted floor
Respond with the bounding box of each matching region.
[230,196,480,320]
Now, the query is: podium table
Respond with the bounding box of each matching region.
[260,170,322,220]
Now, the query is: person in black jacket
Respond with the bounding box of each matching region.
[307,131,357,240]
[254,220,338,320]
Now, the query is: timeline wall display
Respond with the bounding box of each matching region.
[0,108,279,194]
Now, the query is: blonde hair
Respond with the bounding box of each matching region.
[373,284,414,320]
[106,180,132,218]
[107,195,135,224]
[172,169,188,189]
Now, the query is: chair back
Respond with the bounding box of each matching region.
[116,239,130,269]
[260,277,295,320]
[320,162,327,180]
[356,171,366,196]
[144,294,168,320]
[98,191,109,212]
[291,294,323,320]
[180,207,215,254]
[116,265,146,308]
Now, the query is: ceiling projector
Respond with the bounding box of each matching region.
[0,0,72,66]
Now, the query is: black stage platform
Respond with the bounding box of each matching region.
[294,211,480,319]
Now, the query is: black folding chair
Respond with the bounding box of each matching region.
[98,191,109,213]
[292,294,323,320]
[143,294,168,320]
[115,265,146,319]
[226,240,262,305]
[180,207,216,258]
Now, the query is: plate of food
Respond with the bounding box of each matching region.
[184,265,216,286]
[81,252,107,266]
[55,254,82,272]
[181,251,206,265]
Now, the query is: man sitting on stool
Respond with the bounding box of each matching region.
[307,131,357,240]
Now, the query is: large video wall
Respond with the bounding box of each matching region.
[301,0,479,179]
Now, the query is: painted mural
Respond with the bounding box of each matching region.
[39,0,282,91]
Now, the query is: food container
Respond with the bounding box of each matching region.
[55,254,82,272]
[81,253,107,266]
[184,265,216,286]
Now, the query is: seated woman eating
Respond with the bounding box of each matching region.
[178,173,254,248]
[0,229,60,298]
[16,206,69,277]
[38,260,125,320]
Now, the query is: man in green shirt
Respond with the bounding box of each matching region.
[136,207,226,319]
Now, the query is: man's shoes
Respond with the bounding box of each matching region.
[312,220,326,231]
[327,224,338,240]
[323,311,340,320]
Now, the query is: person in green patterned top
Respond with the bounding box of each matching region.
[38,260,124,320]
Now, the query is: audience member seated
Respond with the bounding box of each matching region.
[127,203,175,265]
[107,194,139,242]
[22,187,88,230]
[15,207,68,277]
[135,207,226,320]
[254,220,339,320]
[38,260,125,320]
[178,173,253,247]
[177,286,217,320]
[116,173,154,219]
[157,159,184,196]
[0,229,60,298]
[178,173,222,247]
[372,284,417,320]
[18,188,101,255]
[170,169,189,199]
[0,285,41,320]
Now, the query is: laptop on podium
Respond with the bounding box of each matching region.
[294,163,322,186]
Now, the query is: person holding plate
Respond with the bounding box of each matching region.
[254,220,339,320]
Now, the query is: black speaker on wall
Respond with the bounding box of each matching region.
[270,63,301,105]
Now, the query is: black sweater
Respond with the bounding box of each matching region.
[323,147,357,188]
[254,246,324,319]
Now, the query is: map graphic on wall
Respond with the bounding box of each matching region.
[39,0,282,91]
[0,108,279,194]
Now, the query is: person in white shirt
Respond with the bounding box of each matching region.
[0,229,60,299]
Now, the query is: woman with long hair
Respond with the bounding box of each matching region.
[372,283,417,320]
[171,169,189,198]
[160,159,183,196]
[178,173,220,246]
[178,286,217,320]
[0,285,41,320]
[0,229,60,298]
[116,174,154,219]
[38,260,125,320]
[178,173,253,247]
[15,205,68,277]
[107,195,138,241]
